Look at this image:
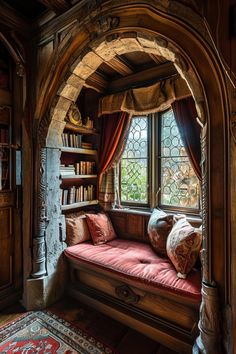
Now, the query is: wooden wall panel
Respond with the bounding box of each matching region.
[127,214,144,239]
[109,213,126,236]
[0,207,12,288]
[108,211,149,243]
[37,40,54,95]
[204,0,236,85]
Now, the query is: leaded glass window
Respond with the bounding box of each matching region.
[159,110,200,209]
[119,110,200,213]
[120,116,148,204]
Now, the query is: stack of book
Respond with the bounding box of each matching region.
[81,141,93,149]
[60,164,75,177]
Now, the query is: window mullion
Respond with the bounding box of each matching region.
[150,113,156,209]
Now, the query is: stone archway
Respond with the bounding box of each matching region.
[46,33,205,149]
[26,3,231,353]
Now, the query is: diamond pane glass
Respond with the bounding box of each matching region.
[121,117,148,203]
[160,110,200,209]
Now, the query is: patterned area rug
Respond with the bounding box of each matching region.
[0,310,113,353]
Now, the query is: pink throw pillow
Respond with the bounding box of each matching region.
[86,212,117,245]
[65,215,91,246]
[166,218,202,278]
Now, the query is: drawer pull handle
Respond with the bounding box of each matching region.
[115,284,140,304]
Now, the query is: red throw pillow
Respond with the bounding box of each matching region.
[166,218,202,278]
[86,212,117,245]
[147,208,174,256]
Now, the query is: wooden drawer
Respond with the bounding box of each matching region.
[74,267,199,332]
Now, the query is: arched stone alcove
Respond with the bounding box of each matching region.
[25,3,231,353]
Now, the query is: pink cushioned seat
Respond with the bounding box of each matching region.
[64,239,201,303]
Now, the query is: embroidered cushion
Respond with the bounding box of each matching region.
[65,214,91,246]
[166,217,202,278]
[65,239,201,302]
[86,212,117,245]
[147,208,174,256]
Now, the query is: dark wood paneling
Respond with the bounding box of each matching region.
[0,207,12,288]
[108,210,149,243]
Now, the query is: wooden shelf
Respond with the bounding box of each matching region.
[61,174,97,179]
[61,199,99,211]
[61,147,97,155]
[0,88,12,105]
[64,122,99,135]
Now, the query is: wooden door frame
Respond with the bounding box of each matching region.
[0,32,25,308]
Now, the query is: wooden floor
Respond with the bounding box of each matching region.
[0,297,178,354]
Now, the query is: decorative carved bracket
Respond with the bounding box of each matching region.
[90,16,120,40]
[0,32,25,77]
[115,284,140,304]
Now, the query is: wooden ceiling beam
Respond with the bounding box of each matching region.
[85,72,108,93]
[107,62,177,93]
[104,57,134,76]
[84,62,177,94]
[148,53,164,65]
[38,0,71,15]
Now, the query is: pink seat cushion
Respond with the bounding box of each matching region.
[64,239,201,302]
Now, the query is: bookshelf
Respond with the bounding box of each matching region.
[61,199,99,211]
[60,122,99,211]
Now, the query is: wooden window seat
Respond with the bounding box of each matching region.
[64,212,201,354]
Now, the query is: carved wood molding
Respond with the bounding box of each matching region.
[230,115,236,145]
[194,283,222,354]
[90,15,120,40]
[193,124,222,353]
[0,3,31,35]
[200,123,210,284]
[39,0,71,15]
[0,32,25,77]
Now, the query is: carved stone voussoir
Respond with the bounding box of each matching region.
[155,36,168,48]
[175,53,189,72]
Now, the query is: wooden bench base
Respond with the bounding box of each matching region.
[66,262,200,354]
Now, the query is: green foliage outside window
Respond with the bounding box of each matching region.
[120,111,200,210]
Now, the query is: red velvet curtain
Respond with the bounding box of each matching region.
[172,97,201,180]
[98,111,131,207]
[98,111,131,176]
